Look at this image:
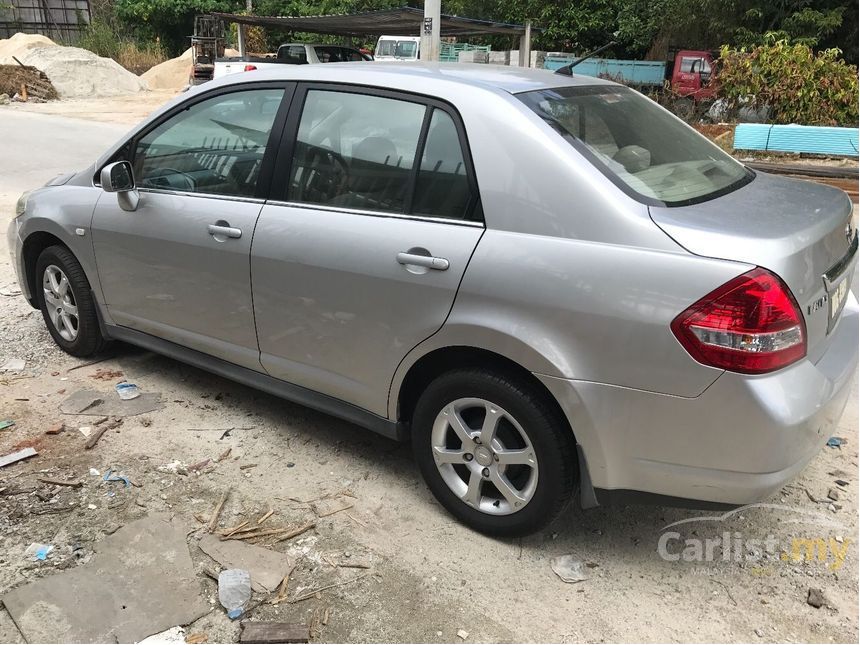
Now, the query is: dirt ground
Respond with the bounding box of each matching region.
[0,93,858,644]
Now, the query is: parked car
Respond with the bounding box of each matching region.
[374,35,421,61]
[8,64,857,536]
[213,43,371,79]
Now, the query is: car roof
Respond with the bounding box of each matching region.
[218,62,615,96]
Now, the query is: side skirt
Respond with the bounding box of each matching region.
[104,324,406,441]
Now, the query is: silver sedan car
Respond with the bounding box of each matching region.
[8,63,857,536]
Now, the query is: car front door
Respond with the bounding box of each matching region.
[91,84,291,369]
[252,85,484,415]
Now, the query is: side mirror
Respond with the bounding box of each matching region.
[101,161,135,192]
[99,161,139,212]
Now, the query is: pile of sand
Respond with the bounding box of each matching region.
[0,32,57,65]
[141,46,193,90]
[18,45,148,98]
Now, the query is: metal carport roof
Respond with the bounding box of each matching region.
[211,6,536,38]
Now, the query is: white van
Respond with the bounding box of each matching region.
[374,35,421,61]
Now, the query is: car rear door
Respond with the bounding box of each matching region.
[91,83,293,370]
[252,84,484,416]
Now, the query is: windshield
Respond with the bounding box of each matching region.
[395,41,417,58]
[518,86,752,206]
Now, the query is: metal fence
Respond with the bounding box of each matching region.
[0,0,91,44]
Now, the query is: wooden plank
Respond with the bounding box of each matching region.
[0,447,38,468]
[240,622,309,644]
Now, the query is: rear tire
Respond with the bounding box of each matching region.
[35,245,107,357]
[412,368,576,537]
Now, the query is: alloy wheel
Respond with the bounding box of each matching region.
[430,397,538,515]
[42,264,79,342]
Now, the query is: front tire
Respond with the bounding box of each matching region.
[35,245,107,357]
[412,368,576,537]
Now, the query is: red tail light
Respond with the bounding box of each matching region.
[671,268,806,374]
[244,64,257,72]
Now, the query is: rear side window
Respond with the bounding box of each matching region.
[278,46,308,64]
[133,88,284,198]
[412,109,473,219]
[288,90,425,213]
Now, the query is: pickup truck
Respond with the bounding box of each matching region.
[214,43,372,80]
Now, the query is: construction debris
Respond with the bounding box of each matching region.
[0,63,57,101]
[208,487,230,532]
[0,358,25,372]
[239,622,310,644]
[44,422,65,435]
[2,514,209,642]
[38,477,82,488]
[84,418,123,449]
[61,388,162,417]
[198,533,293,593]
[0,446,38,468]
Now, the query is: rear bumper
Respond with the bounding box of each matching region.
[540,293,858,506]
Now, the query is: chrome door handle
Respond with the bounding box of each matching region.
[208,224,242,239]
[396,252,449,271]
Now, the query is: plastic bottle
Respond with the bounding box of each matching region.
[218,569,251,619]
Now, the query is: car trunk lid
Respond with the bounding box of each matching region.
[650,171,857,364]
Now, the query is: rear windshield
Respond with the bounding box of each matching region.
[518,85,752,206]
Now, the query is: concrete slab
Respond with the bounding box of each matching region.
[60,388,163,417]
[2,514,209,643]
[198,534,293,593]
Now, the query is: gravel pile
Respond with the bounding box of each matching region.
[18,45,148,98]
[140,47,193,90]
[0,32,56,64]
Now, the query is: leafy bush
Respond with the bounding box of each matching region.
[78,10,167,74]
[717,37,859,126]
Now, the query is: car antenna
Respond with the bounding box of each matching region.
[555,37,618,76]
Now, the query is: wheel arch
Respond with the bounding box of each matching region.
[22,231,69,308]
[391,338,603,509]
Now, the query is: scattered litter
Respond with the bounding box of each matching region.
[827,488,840,501]
[826,437,845,448]
[257,509,274,525]
[39,477,82,488]
[807,588,826,608]
[116,382,141,400]
[216,447,232,462]
[835,535,844,543]
[60,388,162,417]
[24,543,53,561]
[199,533,294,593]
[44,422,65,435]
[103,468,131,487]
[457,629,470,640]
[87,503,97,510]
[185,632,208,644]
[208,488,231,533]
[239,622,309,644]
[550,555,590,583]
[78,426,92,438]
[1,514,210,643]
[0,358,25,372]
[219,568,252,619]
[835,479,849,487]
[91,368,123,381]
[0,446,38,468]
[159,460,189,475]
[139,626,186,643]
[240,463,258,471]
[85,418,123,449]
[190,458,212,471]
[288,573,371,604]
[0,419,15,430]
[89,467,101,476]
